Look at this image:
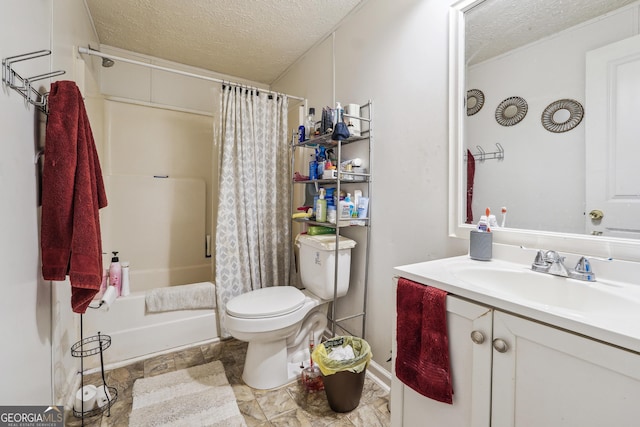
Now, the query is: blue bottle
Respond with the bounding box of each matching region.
[309,155,318,180]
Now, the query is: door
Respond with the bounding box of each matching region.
[492,311,640,427]
[585,35,640,238]
[391,291,493,427]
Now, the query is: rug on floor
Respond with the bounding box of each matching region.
[129,360,247,427]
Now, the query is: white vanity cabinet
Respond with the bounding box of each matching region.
[392,279,640,427]
[491,311,640,427]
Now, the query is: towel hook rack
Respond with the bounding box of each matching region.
[465,143,504,162]
[2,49,65,114]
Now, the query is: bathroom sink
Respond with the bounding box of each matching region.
[452,265,639,314]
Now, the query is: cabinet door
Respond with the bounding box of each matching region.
[492,311,640,427]
[392,294,493,427]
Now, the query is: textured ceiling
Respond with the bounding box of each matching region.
[466,0,637,65]
[85,0,363,84]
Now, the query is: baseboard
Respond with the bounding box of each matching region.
[366,359,391,392]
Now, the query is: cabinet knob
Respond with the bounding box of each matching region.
[470,330,485,344]
[492,338,509,353]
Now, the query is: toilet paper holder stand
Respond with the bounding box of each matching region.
[71,314,118,423]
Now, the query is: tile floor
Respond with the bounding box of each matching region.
[65,339,390,426]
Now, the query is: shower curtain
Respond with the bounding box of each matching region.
[215,85,291,337]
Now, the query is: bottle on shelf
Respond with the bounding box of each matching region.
[316,188,327,222]
[306,107,316,139]
[309,154,318,180]
[339,193,355,219]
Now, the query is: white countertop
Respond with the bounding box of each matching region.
[394,254,640,354]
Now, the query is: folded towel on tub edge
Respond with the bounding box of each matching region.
[145,282,216,313]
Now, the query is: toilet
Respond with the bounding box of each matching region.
[225,234,356,390]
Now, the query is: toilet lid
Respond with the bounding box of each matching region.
[226,286,306,319]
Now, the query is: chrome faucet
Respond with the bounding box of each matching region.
[524,246,613,282]
[543,250,570,277]
[526,248,569,277]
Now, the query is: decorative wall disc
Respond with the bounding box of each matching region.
[466,89,485,116]
[541,99,584,133]
[495,96,528,126]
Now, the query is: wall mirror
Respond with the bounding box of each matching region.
[449,0,640,260]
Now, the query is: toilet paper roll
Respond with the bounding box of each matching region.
[100,286,117,311]
[345,104,361,136]
[75,385,97,412]
[95,385,112,408]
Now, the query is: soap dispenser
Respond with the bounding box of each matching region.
[109,251,122,296]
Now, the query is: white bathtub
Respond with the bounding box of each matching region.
[82,282,218,370]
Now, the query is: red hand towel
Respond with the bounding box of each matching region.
[41,81,108,314]
[466,149,475,224]
[396,277,453,404]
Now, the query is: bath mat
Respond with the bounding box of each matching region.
[129,360,246,427]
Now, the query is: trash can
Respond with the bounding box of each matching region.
[311,336,372,412]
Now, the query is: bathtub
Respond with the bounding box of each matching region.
[82,282,218,370]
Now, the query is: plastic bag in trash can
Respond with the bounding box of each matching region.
[311,336,372,376]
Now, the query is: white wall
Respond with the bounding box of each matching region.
[274,0,468,373]
[1,0,100,405]
[0,0,53,406]
[466,5,639,233]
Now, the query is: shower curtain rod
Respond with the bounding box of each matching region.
[77,46,304,102]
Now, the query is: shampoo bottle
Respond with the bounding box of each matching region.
[109,251,122,296]
[316,188,327,222]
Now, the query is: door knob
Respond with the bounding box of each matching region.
[492,338,509,353]
[470,330,485,344]
[589,209,604,220]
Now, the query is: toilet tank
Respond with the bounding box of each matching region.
[296,234,357,300]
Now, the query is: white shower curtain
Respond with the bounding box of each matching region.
[215,85,291,337]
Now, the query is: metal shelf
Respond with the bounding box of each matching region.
[294,130,370,149]
[290,100,373,339]
[293,218,369,228]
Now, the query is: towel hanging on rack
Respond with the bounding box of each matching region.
[41,80,108,314]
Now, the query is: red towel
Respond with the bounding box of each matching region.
[466,149,475,224]
[41,81,108,314]
[395,277,453,404]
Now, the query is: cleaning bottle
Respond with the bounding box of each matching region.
[309,154,318,180]
[316,188,327,222]
[109,251,122,296]
[339,193,354,219]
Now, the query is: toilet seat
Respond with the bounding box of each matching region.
[226,286,306,319]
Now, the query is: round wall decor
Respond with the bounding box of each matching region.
[495,96,528,126]
[541,99,584,133]
[466,89,485,116]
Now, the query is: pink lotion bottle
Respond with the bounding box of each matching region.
[109,251,122,296]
